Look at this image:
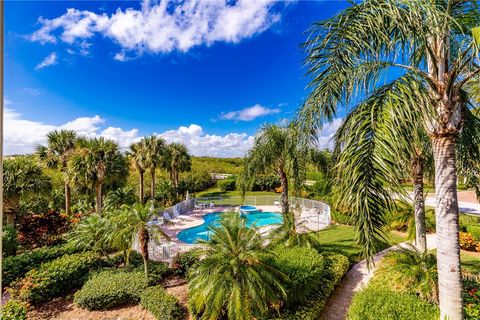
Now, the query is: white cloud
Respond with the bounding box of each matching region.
[219,104,281,121]
[35,52,58,69]
[316,118,343,149]
[29,0,282,57]
[21,88,42,96]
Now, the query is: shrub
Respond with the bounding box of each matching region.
[330,210,352,225]
[466,225,480,241]
[347,288,438,320]
[217,178,236,192]
[2,243,80,287]
[3,225,18,256]
[74,270,148,310]
[460,232,477,251]
[137,261,171,285]
[251,174,280,191]
[13,251,103,304]
[463,279,480,320]
[140,285,185,320]
[2,299,28,320]
[17,210,70,248]
[172,249,200,277]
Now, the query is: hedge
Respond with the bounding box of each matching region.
[74,270,149,310]
[172,249,201,277]
[217,179,236,192]
[466,225,480,241]
[2,299,28,320]
[347,288,439,320]
[140,285,185,320]
[2,243,80,287]
[13,251,103,304]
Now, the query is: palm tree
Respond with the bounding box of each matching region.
[127,142,147,203]
[3,157,51,225]
[299,2,480,317]
[139,136,166,202]
[189,212,286,320]
[103,187,136,212]
[243,123,308,215]
[108,203,169,276]
[68,138,127,215]
[36,130,78,214]
[163,143,192,194]
[67,214,111,257]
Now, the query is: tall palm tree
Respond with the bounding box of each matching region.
[139,136,166,202]
[68,138,126,215]
[108,203,169,276]
[36,130,78,214]
[127,142,147,203]
[189,212,286,320]
[243,123,308,215]
[163,143,191,194]
[299,2,480,317]
[3,157,51,225]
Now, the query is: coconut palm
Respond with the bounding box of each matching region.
[243,123,308,215]
[189,212,286,320]
[36,130,78,214]
[163,143,192,194]
[3,157,51,225]
[299,2,480,317]
[108,202,170,276]
[67,138,127,215]
[127,142,147,203]
[139,136,166,202]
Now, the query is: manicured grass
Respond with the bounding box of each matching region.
[461,251,480,276]
[312,225,405,264]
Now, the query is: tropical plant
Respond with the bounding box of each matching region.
[103,187,136,212]
[163,142,192,194]
[3,157,51,225]
[67,214,112,256]
[127,141,147,203]
[107,203,170,276]
[36,130,78,214]
[189,212,286,320]
[139,136,166,202]
[299,1,480,317]
[67,138,127,215]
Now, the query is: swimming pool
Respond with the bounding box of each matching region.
[177,211,283,244]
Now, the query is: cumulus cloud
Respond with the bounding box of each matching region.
[35,52,58,69]
[29,0,282,57]
[316,118,343,149]
[219,104,281,121]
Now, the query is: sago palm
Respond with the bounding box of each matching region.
[163,143,192,194]
[299,1,480,317]
[36,130,78,214]
[189,212,286,320]
[127,141,147,203]
[139,136,166,202]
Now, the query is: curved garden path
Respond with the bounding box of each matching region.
[320,234,437,320]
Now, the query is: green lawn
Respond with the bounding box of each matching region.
[461,251,480,276]
[312,225,405,264]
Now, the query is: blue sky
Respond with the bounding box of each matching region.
[5,0,349,157]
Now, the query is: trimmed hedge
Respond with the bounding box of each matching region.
[140,285,185,320]
[466,225,480,241]
[347,288,439,320]
[13,251,103,304]
[2,299,28,320]
[2,243,79,287]
[74,270,149,310]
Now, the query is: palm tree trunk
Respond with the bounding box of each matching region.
[139,228,150,277]
[139,170,144,204]
[432,136,463,320]
[65,182,71,215]
[150,167,156,202]
[411,157,427,252]
[95,183,103,215]
[279,170,289,215]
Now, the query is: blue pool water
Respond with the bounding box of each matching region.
[177,211,283,244]
[239,205,258,213]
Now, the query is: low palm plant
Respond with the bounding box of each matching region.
[67,214,112,257]
[189,212,287,320]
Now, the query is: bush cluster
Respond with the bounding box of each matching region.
[17,210,71,248]
[466,225,480,241]
[12,251,103,304]
[460,232,480,252]
[217,178,236,192]
[251,174,280,191]
[172,249,201,277]
[463,279,480,320]
[74,270,149,310]
[2,243,80,287]
[140,285,185,320]
[3,225,18,257]
[2,299,28,320]
[347,288,439,320]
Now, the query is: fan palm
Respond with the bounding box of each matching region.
[3,157,51,225]
[107,202,170,276]
[189,212,286,320]
[67,138,127,215]
[299,1,480,317]
[127,141,147,203]
[36,130,78,214]
[139,136,166,202]
[163,143,192,194]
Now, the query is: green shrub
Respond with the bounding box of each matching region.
[172,250,200,277]
[2,299,28,320]
[2,243,80,287]
[74,270,148,310]
[251,174,280,191]
[217,179,236,192]
[140,285,185,320]
[347,288,438,320]
[138,261,171,285]
[3,225,18,257]
[330,210,352,225]
[13,251,103,304]
[466,225,480,241]
[463,279,480,320]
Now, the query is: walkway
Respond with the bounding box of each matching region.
[319,234,437,320]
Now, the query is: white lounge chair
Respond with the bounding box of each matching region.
[172,207,188,220]
[274,200,280,206]
[163,211,180,223]
[209,202,215,208]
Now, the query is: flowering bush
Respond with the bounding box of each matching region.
[17,210,71,248]
[463,280,480,320]
[459,232,477,251]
